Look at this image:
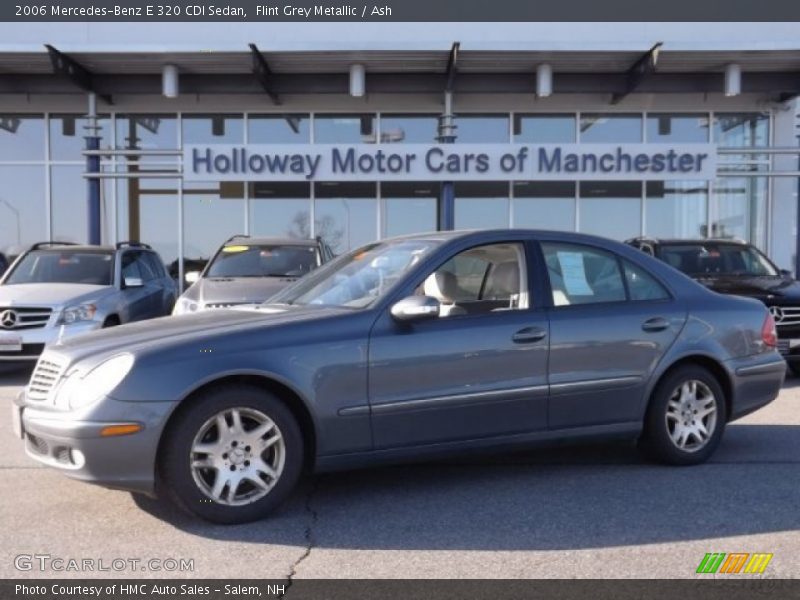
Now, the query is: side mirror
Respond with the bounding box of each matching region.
[780,269,794,279]
[123,276,144,289]
[391,295,440,322]
[185,271,201,284]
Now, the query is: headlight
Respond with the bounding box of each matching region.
[173,297,200,315]
[56,354,135,410]
[59,304,97,324]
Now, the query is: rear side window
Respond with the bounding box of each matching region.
[624,261,670,301]
[542,242,626,306]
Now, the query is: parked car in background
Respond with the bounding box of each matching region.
[172,235,333,315]
[0,252,7,278]
[14,230,784,523]
[0,241,176,361]
[627,237,800,375]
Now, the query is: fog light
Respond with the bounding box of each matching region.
[70,448,85,468]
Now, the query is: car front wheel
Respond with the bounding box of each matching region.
[640,365,727,465]
[160,385,304,523]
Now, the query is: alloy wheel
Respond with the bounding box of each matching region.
[664,380,718,453]
[190,407,285,506]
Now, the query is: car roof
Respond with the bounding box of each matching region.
[629,237,750,246]
[28,244,115,254]
[223,237,320,247]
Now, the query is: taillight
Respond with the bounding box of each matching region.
[762,313,778,347]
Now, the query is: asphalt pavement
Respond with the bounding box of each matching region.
[0,365,798,579]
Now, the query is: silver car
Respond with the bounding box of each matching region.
[13,230,786,524]
[0,242,176,362]
[173,236,333,314]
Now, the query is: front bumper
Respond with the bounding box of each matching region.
[13,392,174,495]
[726,352,786,421]
[776,336,800,363]
[0,321,102,361]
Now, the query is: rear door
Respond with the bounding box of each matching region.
[540,241,686,429]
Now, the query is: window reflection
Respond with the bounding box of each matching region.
[248,115,310,143]
[580,114,642,143]
[382,182,437,237]
[249,182,311,238]
[454,182,510,229]
[379,115,438,143]
[513,181,576,231]
[579,181,642,240]
[645,181,708,239]
[513,115,576,143]
[115,114,178,164]
[711,177,768,249]
[0,114,44,161]
[0,165,46,257]
[183,114,244,144]
[50,114,111,160]
[183,181,246,274]
[314,115,376,143]
[51,166,113,244]
[314,182,378,252]
[646,114,709,143]
[455,115,509,143]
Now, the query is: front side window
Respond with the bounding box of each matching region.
[5,251,113,286]
[270,240,437,308]
[542,242,626,306]
[206,244,319,278]
[419,243,527,317]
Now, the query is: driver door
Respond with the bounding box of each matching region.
[367,240,550,449]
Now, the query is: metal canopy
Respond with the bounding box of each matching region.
[44,44,112,104]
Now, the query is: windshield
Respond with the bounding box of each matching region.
[4,251,114,285]
[269,239,438,308]
[206,244,319,278]
[659,243,779,277]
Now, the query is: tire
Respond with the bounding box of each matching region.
[639,365,727,465]
[788,363,800,378]
[159,384,304,524]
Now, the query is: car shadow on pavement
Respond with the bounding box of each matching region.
[132,424,800,550]
[0,364,33,387]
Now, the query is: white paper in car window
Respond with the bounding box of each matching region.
[556,251,594,296]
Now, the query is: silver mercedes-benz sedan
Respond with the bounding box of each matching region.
[13,230,786,523]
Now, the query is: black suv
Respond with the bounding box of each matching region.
[627,237,799,375]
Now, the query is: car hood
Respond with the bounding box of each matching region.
[693,275,800,302]
[185,276,299,305]
[49,303,351,364]
[0,283,112,307]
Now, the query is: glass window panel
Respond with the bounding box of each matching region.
[115,114,178,164]
[0,114,44,161]
[541,242,626,306]
[646,114,710,143]
[314,182,377,252]
[513,114,576,143]
[454,182,510,229]
[50,114,111,160]
[513,181,575,231]
[579,181,642,240]
[50,166,114,244]
[314,115,377,143]
[711,177,768,249]
[248,115,310,143]
[379,114,439,143]
[183,181,246,274]
[455,115,509,143]
[579,114,642,143]
[382,182,437,237]
[0,165,47,258]
[117,178,180,279]
[182,114,244,144]
[623,261,670,301]
[645,180,708,239]
[713,113,769,147]
[249,182,311,238]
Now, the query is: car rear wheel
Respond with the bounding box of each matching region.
[159,385,304,523]
[640,365,727,465]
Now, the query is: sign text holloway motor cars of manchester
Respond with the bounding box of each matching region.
[183,143,717,182]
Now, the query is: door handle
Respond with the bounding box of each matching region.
[642,317,670,333]
[512,327,547,344]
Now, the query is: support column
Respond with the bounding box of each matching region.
[84,93,102,245]
[437,90,457,230]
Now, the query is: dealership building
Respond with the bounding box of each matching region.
[0,22,798,284]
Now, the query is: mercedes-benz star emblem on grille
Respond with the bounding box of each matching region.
[0,309,18,329]
[769,306,785,324]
